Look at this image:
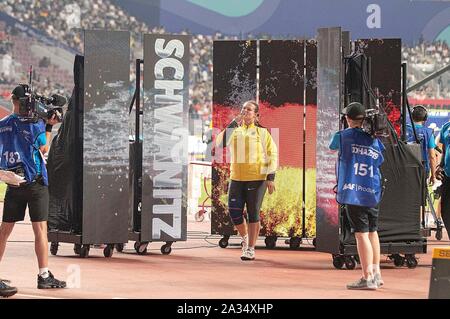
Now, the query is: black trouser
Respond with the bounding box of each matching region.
[228,180,267,225]
[441,174,450,237]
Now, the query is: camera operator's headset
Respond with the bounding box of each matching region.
[412,104,428,122]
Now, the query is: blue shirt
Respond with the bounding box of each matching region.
[329,131,342,150]
[406,124,436,149]
[406,123,436,173]
[34,131,46,174]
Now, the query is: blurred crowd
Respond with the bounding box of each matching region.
[402,40,450,99]
[0,0,219,124]
[0,0,449,125]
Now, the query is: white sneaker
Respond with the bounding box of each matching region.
[241,247,255,261]
[374,273,384,288]
[346,277,377,290]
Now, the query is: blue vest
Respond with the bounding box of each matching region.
[0,115,48,186]
[337,128,385,208]
[406,124,433,173]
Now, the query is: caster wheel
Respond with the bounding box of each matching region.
[392,254,405,267]
[312,238,317,248]
[332,254,344,269]
[344,256,356,270]
[289,237,301,249]
[161,244,172,255]
[103,244,114,258]
[195,210,206,222]
[405,255,418,268]
[436,229,443,241]
[50,242,58,256]
[80,245,90,258]
[74,244,82,255]
[115,243,124,252]
[354,255,360,264]
[265,236,277,249]
[134,242,148,255]
[218,237,229,248]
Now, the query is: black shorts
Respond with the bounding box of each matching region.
[228,180,267,225]
[345,204,379,233]
[2,180,49,223]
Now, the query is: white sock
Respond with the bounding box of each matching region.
[242,234,248,244]
[373,264,381,275]
[365,264,374,280]
[39,268,49,278]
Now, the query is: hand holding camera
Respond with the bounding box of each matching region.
[46,111,62,126]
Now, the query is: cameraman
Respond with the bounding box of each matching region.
[0,85,66,298]
[329,102,385,290]
[436,121,450,238]
[405,105,437,186]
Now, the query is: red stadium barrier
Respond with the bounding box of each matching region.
[409,99,450,110]
[0,105,10,118]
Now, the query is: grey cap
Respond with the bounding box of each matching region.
[342,102,365,120]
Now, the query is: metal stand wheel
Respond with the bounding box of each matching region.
[195,210,207,222]
[405,254,418,268]
[50,242,58,256]
[134,241,148,255]
[288,237,302,249]
[161,243,172,255]
[332,254,344,269]
[436,228,443,241]
[344,255,356,270]
[103,244,114,258]
[115,243,124,252]
[218,235,230,248]
[389,254,405,267]
[80,245,90,258]
[74,244,82,255]
[264,236,277,249]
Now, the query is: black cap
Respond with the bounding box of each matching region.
[342,102,365,120]
[11,85,27,98]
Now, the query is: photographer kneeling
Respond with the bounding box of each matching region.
[329,102,385,290]
[0,85,66,298]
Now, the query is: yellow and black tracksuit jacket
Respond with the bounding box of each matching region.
[216,120,278,181]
